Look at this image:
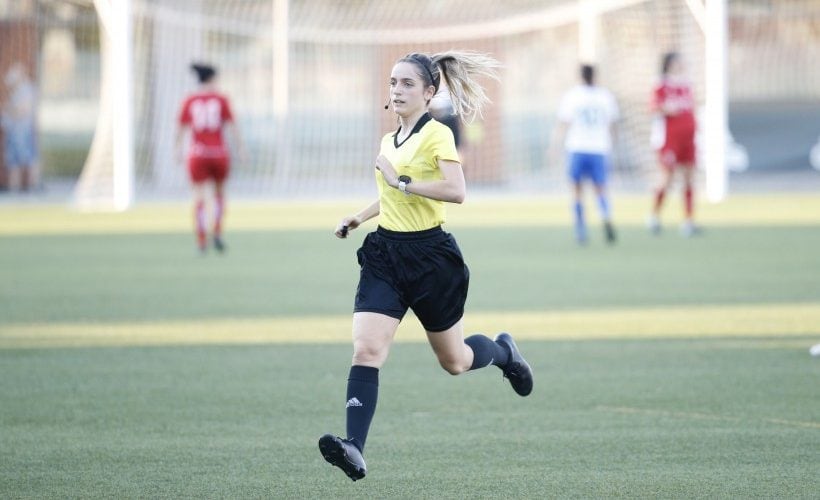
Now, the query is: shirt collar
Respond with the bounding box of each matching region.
[393,112,433,148]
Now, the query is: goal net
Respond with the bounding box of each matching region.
[17,0,820,207]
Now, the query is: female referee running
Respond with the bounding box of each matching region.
[318,51,534,481]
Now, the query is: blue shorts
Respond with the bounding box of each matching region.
[3,123,37,168]
[567,152,608,186]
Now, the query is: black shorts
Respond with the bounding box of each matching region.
[354,225,470,332]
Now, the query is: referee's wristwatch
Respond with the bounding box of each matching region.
[397,175,412,195]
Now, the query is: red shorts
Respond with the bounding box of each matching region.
[188,156,229,183]
[659,132,696,169]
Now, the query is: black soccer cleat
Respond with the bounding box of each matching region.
[213,236,226,254]
[318,434,367,481]
[494,333,533,396]
[604,221,617,244]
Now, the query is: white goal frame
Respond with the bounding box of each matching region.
[84,0,729,209]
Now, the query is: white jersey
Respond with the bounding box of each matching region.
[557,84,620,154]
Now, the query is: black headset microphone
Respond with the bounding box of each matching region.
[384,97,390,110]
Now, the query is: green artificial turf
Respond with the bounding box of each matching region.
[0,198,818,498]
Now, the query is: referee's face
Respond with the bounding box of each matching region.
[389,62,434,117]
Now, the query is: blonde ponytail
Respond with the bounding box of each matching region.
[432,50,500,122]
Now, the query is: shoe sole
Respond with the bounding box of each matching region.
[318,435,366,481]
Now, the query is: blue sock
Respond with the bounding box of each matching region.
[597,194,611,221]
[465,334,510,370]
[573,201,586,241]
[345,365,379,452]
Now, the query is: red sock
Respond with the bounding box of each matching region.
[653,188,666,213]
[213,193,224,238]
[684,185,694,219]
[195,200,206,249]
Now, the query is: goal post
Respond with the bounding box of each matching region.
[110,0,135,211]
[702,0,728,202]
[74,0,134,211]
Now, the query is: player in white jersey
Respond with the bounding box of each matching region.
[554,65,620,245]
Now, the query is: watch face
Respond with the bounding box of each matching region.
[398,175,411,184]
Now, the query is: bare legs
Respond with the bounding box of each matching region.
[322,311,531,480]
[425,319,474,374]
[351,312,400,368]
[192,182,208,252]
[213,181,226,249]
[191,180,228,253]
[572,182,615,244]
[343,313,503,452]
[650,163,695,235]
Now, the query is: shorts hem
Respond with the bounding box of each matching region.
[422,314,464,333]
[353,307,405,321]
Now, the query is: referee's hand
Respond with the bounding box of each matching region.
[375,154,398,187]
[335,217,359,239]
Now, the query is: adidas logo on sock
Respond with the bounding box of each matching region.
[345,397,363,408]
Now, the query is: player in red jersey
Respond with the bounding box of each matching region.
[648,52,699,237]
[175,63,245,254]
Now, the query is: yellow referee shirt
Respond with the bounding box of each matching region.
[377,114,460,232]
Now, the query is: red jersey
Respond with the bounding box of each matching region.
[178,91,234,158]
[653,78,696,139]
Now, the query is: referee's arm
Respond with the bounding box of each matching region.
[336,199,380,238]
[400,160,465,204]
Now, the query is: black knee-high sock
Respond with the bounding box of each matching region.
[464,334,510,370]
[345,365,379,453]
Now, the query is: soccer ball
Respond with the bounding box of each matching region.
[810,343,820,357]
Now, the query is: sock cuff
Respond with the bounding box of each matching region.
[465,334,508,370]
[349,365,379,383]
